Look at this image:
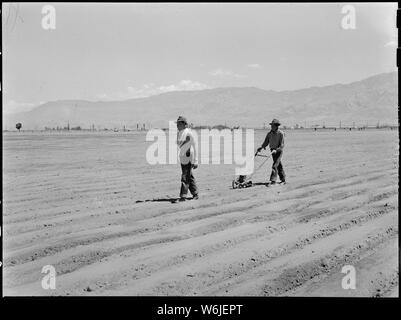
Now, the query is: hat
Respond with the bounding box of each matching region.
[269,119,281,126]
[176,116,188,124]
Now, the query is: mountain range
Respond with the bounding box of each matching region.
[3,72,398,130]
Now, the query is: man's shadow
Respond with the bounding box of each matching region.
[135,197,196,204]
[252,182,269,186]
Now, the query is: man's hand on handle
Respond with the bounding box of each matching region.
[256,147,277,156]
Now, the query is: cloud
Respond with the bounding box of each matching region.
[247,63,261,69]
[3,100,41,115]
[208,68,245,78]
[384,40,397,47]
[158,80,209,93]
[96,80,209,101]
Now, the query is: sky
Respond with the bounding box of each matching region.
[2,2,398,114]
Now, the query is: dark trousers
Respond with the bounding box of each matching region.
[180,163,198,197]
[270,149,286,182]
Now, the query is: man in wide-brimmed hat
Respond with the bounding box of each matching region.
[257,118,286,185]
[176,116,199,201]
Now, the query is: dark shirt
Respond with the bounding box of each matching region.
[261,129,285,151]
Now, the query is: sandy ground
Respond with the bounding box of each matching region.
[2,129,399,296]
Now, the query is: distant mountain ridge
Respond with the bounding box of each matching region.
[3,72,398,130]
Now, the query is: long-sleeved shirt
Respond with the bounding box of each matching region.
[261,129,285,151]
[177,128,198,165]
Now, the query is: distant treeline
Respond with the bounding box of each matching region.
[4,122,398,132]
[42,124,146,132]
[191,124,235,130]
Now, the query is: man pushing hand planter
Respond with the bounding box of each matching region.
[176,116,199,201]
[257,118,286,185]
[232,118,286,189]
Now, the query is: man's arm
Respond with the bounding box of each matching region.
[179,135,191,148]
[260,133,270,150]
[276,132,284,152]
[188,131,198,168]
[192,138,198,167]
